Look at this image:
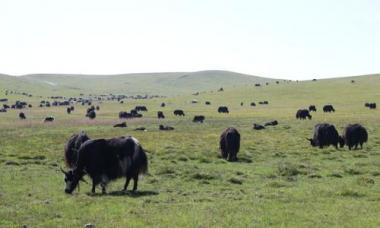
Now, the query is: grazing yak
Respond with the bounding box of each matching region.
[323,105,335,112]
[365,103,376,109]
[62,136,148,194]
[157,111,165,119]
[135,106,148,112]
[240,102,244,106]
[264,120,278,126]
[259,101,269,105]
[0,108,7,113]
[307,123,344,149]
[64,132,91,168]
[253,123,265,130]
[219,127,240,161]
[134,127,147,131]
[161,102,165,107]
[67,107,72,114]
[342,124,368,150]
[218,106,229,113]
[250,102,256,107]
[114,122,127,128]
[44,116,55,122]
[205,101,211,105]
[174,109,185,116]
[86,110,96,119]
[296,109,312,120]
[309,105,317,112]
[19,112,26,119]
[193,115,205,123]
[159,125,174,131]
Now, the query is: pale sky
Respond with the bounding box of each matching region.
[1,0,379,79]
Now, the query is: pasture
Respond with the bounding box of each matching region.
[0,74,380,227]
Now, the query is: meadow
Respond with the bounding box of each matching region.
[0,74,380,227]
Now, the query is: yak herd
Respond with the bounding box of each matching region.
[55,100,372,195]
[0,93,375,194]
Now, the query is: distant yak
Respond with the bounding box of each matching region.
[323,105,335,112]
[157,111,165,119]
[113,122,127,128]
[218,106,229,113]
[264,120,278,126]
[219,127,240,161]
[296,109,312,120]
[174,109,185,116]
[19,112,26,119]
[253,123,265,130]
[44,116,55,122]
[309,105,317,112]
[193,115,205,123]
[159,125,174,131]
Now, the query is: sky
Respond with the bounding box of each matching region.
[1,0,379,79]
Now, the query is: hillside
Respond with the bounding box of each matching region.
[0,70,275,97]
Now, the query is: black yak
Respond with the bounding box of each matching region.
[64,132,90,168]
[157,111,165,119]
[86,110,96,119]
[365,103,376,109]
[323,105,335,112]
[307,123,344,149]
[264,120,278,126]
[135,106,148,112]
[114,122,127,128]
[309,105,317,112]
[205,101,211,105]
[296,109,312,120]
[161,102,165,107]
[62,136,148,194]
[250,102,256,106]
[218,106,229,113]
[67,107,71,114]
[19,112,26,119]
[174,109,185,116]
[159,125,174,131]
[134,127,147,131]
[253,123,265,130]
[44,116,54,122]
[193,115,205,123]
[342,124,368,150]
[219,127,240,161]
[241,102,244,106]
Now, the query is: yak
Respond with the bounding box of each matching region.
[296,109,312,120]
[44,116,55,122]
[323,105,335,112]
[114,122,127,128]
[341,124,368,150]
[205,101,211,105]
[309,105,317,112]
[365,103,376,109]
[134,127,147,131]
[307,123,344,149]
[161,102,165,107]
[135,106,148,112]
[19,112,26,119]
[253,123,265,130]
[264,120,278,126]
[67,107,71,114]
[86,110,96,119]
[174,109,185,116]
[157,111,165,119]
[250,102,256,107]
[193,115,205,123]
[61,136,148,194]
[219,127,240,161]
[64,132,91,168]
[159,125,174,131]
[218,106,229,113]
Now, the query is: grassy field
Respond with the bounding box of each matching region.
[0,74,380,227]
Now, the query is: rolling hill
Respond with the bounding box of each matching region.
[0,70,276,97]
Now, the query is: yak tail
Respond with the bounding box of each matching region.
[136,146,148,175]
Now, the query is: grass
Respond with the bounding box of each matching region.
[0,74,380,227]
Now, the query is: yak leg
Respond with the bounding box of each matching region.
[91,181,96,194]
[354,144,358,150]
[360,143,363,149]
[123,176,132,191]
[100,183,107,194]
[132,175,139,192]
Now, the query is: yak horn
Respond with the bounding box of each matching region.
[60,167,68,175]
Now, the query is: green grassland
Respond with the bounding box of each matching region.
[0,73,380,227]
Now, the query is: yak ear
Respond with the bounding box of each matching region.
[60,167,68,175]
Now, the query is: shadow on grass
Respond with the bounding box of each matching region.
[87,190,159,198]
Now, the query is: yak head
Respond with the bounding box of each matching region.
[306,138,316,147]
[307,115,312,120]
[338,136,345,148]
[60,168,85,194]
